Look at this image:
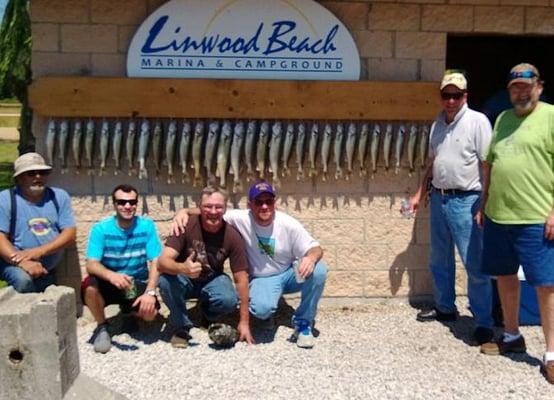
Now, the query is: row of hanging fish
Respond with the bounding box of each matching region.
[44,118,432,192]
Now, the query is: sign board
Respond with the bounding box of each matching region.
[127,0,360,80]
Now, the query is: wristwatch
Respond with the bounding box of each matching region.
[145,289,157,297]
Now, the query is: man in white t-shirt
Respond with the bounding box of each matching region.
[172,181,327,348]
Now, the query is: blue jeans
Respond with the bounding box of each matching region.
[158,273,238,330]
[429,190,493,328]
[0,264,56,293]
[249,261,327,325]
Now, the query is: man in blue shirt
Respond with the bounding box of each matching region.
[83,184,162,353]
[0,152,76,293]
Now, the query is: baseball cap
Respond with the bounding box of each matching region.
[13,152,52,177]
[507,63,540,87]
[248,181,276,201]
[440,72,467,91]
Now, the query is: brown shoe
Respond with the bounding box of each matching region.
[542,361,554,384]
[480,335,526,355]
[170,328,191,349]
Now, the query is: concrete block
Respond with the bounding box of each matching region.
[312,219,365,245]
[32,23,60,52]
[91,54,127,76]
[336,243,390,271]
[366,58,419,81]
[368,3,421,31]
[353,31,394,58]
[502,0,548,5]
[91,0,148,25]
[320,1,370,31]
[324,271,365,297]
[421,59,445,81]
[526,7,554,34]
[31,52,91,78]
[30,0,89,23]
[118,25,139,53]
[449,0,498,4]
[61,24,118,53]
[396,32,446,59]
[148,0,167,14]
[474,6,524,33]
[0,286,79,400]
[63,373,128,400]
[422,5,474,32]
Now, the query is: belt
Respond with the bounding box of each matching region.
[431,186,480,196]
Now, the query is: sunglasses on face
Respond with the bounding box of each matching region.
[509,70,537,80]
[25,170,50,177]
[114,199,138,206]
[440,91,464,101]
[254,198,275,207]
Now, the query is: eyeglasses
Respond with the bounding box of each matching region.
[509,70,538,80]
[24,170,50,177]
[440,92,464,101]
[254,198,275,207]
[114,199,138,206]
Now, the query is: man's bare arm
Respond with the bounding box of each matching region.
[297,245,323,279]
[10,227,77,264]
[408,157,434,213]
[233,270,254,344]
[157,246,202,278]
[86,258,132,290]
[170,208,200,236]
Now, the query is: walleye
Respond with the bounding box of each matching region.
[138,119,150,179]
[358,122,369,177]
[269,121,283,187]
[71,120,83,172]
[370,123,381,176]
[126,120,137,176]
[205,120,220,179]
[321,123,333,181]
[383,122,393,171]
[85,119,95,175]
[244,120,257,181]
[256,120,270,179]
[152,119,163,178]
[308,123,319,178]
[295,122,306,181]
[165,119,178,183]
[345,122,357,180]
[334,123,345,180]
[216,120,232,187]
[407,123,418,175]
[230,121,245,193]
[99,119,110,176]
[419,123,430,168]
[58,119,69,174]
[281,122,295,177]
[45,119,56,166]
[179,120,192,183]
[394,123,406,175]
[112,120,123,175]
[191,121,205,187]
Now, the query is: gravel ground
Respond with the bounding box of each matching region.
[76,298,552,400]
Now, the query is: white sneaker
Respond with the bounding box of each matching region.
[294,322,315,349]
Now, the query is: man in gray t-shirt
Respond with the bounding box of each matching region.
[408,72,494,345]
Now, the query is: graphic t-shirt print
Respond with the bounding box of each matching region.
[257,236,275,257]
[28,218,52,236]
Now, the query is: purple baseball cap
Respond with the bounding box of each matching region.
[248,181,276,201]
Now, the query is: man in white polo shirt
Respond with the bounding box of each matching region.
[408,71,494,345]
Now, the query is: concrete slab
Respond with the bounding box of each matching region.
[63,373,128,400]
[0,127,19,141]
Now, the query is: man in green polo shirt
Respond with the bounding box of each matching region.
[478,63,554,384]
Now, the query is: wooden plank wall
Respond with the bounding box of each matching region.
[29,77,440,121]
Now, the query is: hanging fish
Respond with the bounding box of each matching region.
[370,123,381,176]
[394,123,406,175]
[321,123,333,181]
[419,123,430,168]
[166,119,178,183]
[204,120,220,179]
[256,121,270,179]
[281,122,295,177]
[230,121,245,193]
[45,119,56,166]
[345,122,357,180]
[295,122,306,181]
[112,120,123,175]
[244,120,257,181]
[126,120,137,176]
[407,123,418,175]
[85,119,95,175]
[308,123,319,178]
[269,121,283,187]
[152,119,163,178]
[58,119,69,174]
[334,123,345,180]
[179,120,192,183]
[216,120,233,187]
[191,121,205,187]
[383,122,393,171]
[71,120,83,172]
[358,122,369,177]
[138,119,150,180]
[99,119,110,176]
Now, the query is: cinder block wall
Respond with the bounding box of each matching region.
[29,0,554,299]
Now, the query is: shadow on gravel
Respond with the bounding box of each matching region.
[440,315,478,347]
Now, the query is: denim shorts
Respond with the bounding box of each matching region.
[482,217,554,286]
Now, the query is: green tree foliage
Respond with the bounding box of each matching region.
[0,0,33,153]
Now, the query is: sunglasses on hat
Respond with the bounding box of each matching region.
[509,70,537,80]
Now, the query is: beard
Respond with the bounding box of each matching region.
[28,184,45,195]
